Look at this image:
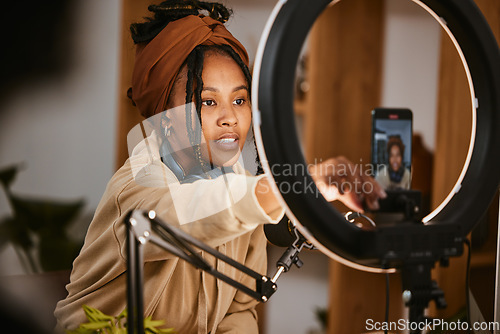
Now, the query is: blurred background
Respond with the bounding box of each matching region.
[0,0,497,333]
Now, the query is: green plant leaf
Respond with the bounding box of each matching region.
[155,328,176,334]
[117,309,127,319]
[0,216,34,251]
[0,164,22,190]
[8,194,85,232]
[145,318,166,328]
[116,308,127,327]
[0,163,90,273]
[69,305,176,334]
[314,306,328,330]
[38,235,83,271]
[144,317,176,334]
[82,304,115,323]
[79,321,113,330]
[0,220,10,250]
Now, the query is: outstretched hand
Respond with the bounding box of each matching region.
[309,156,387,212]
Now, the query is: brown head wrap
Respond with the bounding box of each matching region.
[131,15,249,119]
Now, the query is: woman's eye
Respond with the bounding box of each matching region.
[234,98,246,106]
[202,99,216,107]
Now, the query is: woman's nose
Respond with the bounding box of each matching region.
[218,104,238,127]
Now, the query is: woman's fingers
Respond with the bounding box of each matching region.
[337,191,364,212]
[311,156,387,212]
[361,174,387,210]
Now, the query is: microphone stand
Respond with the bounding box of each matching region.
[270,223,315,283]
[125,209,298,334]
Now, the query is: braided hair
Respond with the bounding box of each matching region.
[131,1,258,173]
[130,0,232,44]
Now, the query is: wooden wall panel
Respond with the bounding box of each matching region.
[115,0,162,170]
[429,23,472,319]
[431,0,499,320]
[304,0,385,165]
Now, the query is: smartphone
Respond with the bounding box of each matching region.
[371,108,413,191]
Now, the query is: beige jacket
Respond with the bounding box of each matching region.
[54,133,284,333]
[375,165,411,190]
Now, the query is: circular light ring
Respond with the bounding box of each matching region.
[252,0,500,270]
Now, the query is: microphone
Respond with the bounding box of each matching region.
[264,216,297,247]
[265,216,316,281]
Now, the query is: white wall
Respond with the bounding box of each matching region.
[266,245,330,334]
[226,0,277,65]
[381,0,442,151]
[0,0,120,275]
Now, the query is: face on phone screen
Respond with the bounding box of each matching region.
[371,108,412,190]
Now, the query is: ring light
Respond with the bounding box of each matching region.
[252,0,500,272]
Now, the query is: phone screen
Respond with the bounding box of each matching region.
[371,108,413,190]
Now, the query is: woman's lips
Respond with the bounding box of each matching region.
[213,134,240,151]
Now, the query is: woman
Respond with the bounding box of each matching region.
[55,1,385,333]
[375,135,411,190]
